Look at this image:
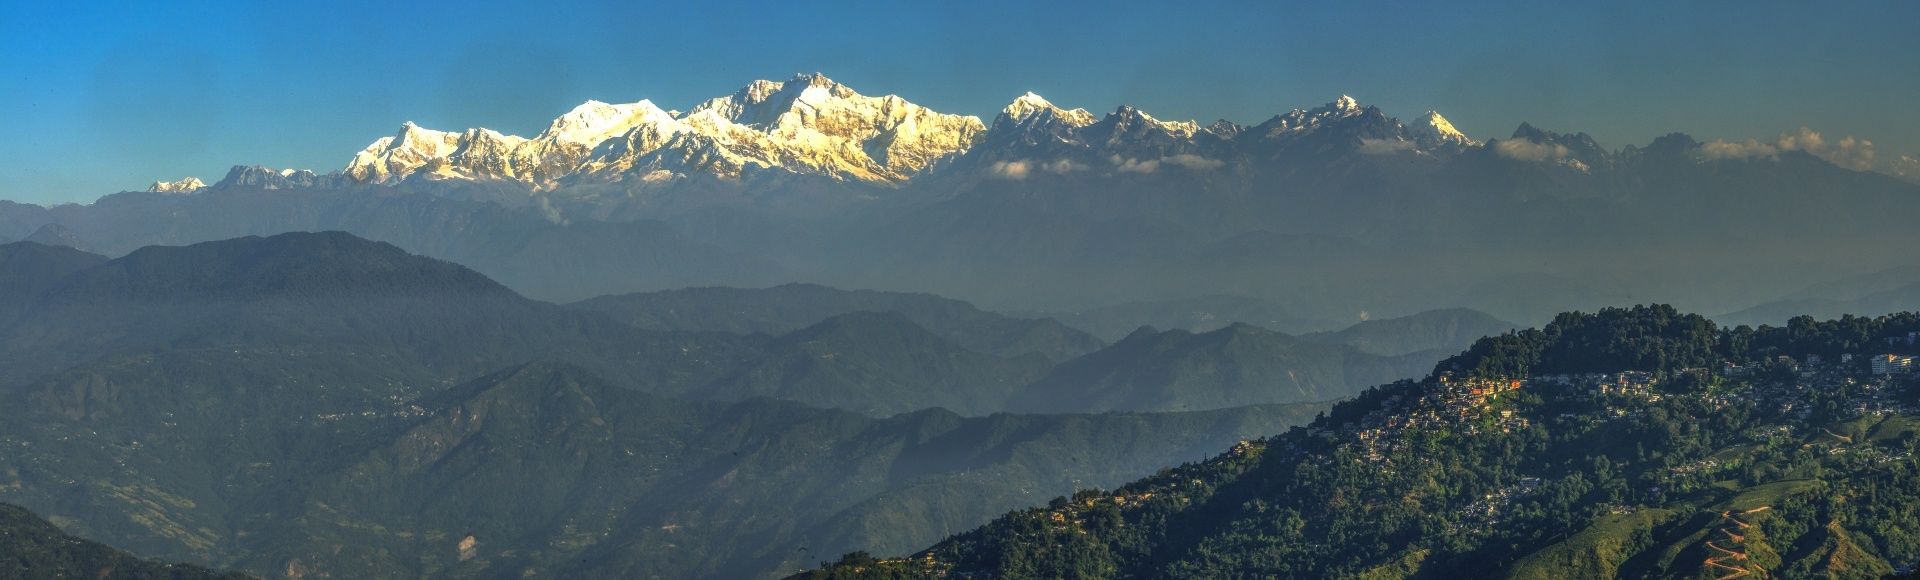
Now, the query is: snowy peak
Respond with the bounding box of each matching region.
[540,100,676,146]
[1102,105,1199,139]
[332,76,1518,190]
[1330,94,1362,115]
[215,166,328,190]
[394,122,463,156]
[1001,92,1055,119]
[346,122,465,183]
[1409,111,1475,147]
[146,177,206,193]
[1251,94,1385,138]
[585,74,985,183]
[687,73,863,129]
[1205,119,1245,139]
[998,92,1097,128]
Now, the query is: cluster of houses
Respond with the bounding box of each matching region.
[1720,349,1920,378]
[1871,353,1917,375]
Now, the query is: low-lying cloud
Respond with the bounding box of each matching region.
[1890,154,1920,183]
[1493,139,1571,162]
[989,158,1087,180]
[988,160,1031,180]
[1700,127,1876,171]
[1357,138,1418,155]
[1110,153,1223,174]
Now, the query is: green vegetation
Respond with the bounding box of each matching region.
[1442,304,1920,378]
[801,305,1920,578]
[0,357,1323,578]
[0,503,249,579]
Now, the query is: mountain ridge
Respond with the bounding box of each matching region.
[798,305,1920,578]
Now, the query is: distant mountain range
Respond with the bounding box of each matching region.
[1719,265,1920,327]
[7,231,1912,579]
[0,233,1359,578]
[12,72,1917,333]
[570,282,1105,362]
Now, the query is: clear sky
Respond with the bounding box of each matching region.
[4,0,1917,204]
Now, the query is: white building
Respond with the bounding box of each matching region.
[1872,354,1915,375]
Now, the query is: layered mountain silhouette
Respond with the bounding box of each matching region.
[3,74,1913,325]
[0,232,1465,577]
[1015,323,1436,413]
[0,503,246,579]
[1,353,1323,579]
[799,306,1920,578]
[570,282,1104,361]
[0,232,764,392]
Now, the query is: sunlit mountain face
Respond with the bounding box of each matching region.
[4,2,1920,579]
[13,73,1919,324]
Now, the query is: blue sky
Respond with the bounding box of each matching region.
[3,0,1917,204]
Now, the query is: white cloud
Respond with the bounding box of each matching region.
[1700,138,1778,160]
[988,160,1031,180]
[1700,127,1875,171]
[1041,159,1085,174]
[1357,138,1418,155]
[1889,154,1920,183]
[1163,153,1224,170]
[1115,156,1159,173]
[1782,127,1875,171]
[990,158,1086,180]
[1493,139,1570,162]
[1110,153,1222,173]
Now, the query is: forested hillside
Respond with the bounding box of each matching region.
[0,503,249,579]
[800,306,1920,578]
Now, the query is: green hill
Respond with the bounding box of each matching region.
[0,231,766,393]
[0,503,248,579]
[799,305,1920,578]
[0,357,1325,579]
[0,241,108,325]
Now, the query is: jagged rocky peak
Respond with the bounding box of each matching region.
[1205,119,1245,139]
[1252,94,1386,138]
[1409,111,1476,147]
[146,177,206,193]
[346,121,465,183]
[1509,122,1609,159]
[1508,122,1602,150]
[1103,104,1200,139]
[1330,94,1363,114]
[216,165,327,190]
[626,72,987,183]
[393,121,464,154]
[1510,121,1551,142]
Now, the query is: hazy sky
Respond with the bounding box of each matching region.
[4,0,1917,204]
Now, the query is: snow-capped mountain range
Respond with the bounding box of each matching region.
[160,73,1478,192]
[159,72,1904,195]
[147,177,207,193]
[342,73,986,189]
